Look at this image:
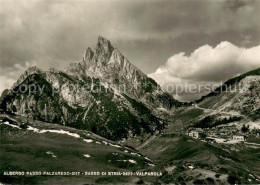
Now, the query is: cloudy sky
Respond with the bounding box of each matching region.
[0,0,260,101]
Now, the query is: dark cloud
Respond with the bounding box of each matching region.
[225,0,250,11]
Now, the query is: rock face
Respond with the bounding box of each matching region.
[0,36,182,140]
[197,68,260,120]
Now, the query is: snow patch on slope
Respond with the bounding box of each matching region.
[83,139,93,143]
[83,154,91,158]
[46,151,57,158]
[1,121,21,129]
[27,126,80,138]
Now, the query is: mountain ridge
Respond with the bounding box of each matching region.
[196,68,260,120]
[196,67,260,102]
[0,36,183,140]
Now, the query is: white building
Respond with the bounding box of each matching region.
[188,131,199,139]
[232,135,245,141]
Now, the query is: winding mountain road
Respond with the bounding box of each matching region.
[194,104,245,118]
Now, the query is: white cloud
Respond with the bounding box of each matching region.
[149,42,260,102]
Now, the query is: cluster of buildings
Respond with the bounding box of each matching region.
[187,127,245,143]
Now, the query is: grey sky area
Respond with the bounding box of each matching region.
[0,0,260,101]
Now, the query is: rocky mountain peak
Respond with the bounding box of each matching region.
[11,66,42,89]
[0,36,186,141]
[63,36,182,107]
[97,36,113,48]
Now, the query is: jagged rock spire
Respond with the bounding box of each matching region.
[95,36,114,64]
[97,36,113,51]
[84,47,94,62]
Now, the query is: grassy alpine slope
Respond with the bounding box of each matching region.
[0,114,160,184]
